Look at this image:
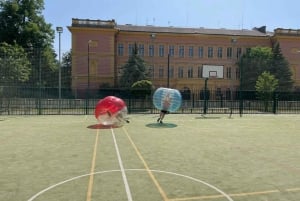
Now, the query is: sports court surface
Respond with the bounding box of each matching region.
[1,114,299,201]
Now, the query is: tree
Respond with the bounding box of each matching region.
[239,45,293,92]
[61,50,72,88]
[119,43,151,87]
[131,80,153,99]
[269,43,293,91]
[255,71,278,112]
[0,0,57,86]
[0,0,54,49]
[239,47,273,91]
[0,42,31,84]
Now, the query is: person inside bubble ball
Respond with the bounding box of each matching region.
[106,107,130,124]
[115,107,130,123]
[157,92,172,124]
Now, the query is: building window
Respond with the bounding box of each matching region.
[149,44,154,57]
[159,67,164,78]
[179,46,184,57]
[188,67,193,78]
[118,43,124,56]
[159,45,164,57]
[227,47,232,58]
[178,67,184,78]
[226,67,232,79]
[198,66,202,78]
[169,45,174,57]
[237,47,242,59]
[138,44,144,56]
[217,47,222,58]
[128,44,134,56]
[198,47,203,58]
[188,46,194,57]
[208,47,213,58]
[236,67,240,79]
[226,88,231,100]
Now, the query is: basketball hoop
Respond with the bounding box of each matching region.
[209,71,217,79]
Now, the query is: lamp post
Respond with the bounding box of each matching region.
[231,37,237,115]
[86,40,92,115]
[167,53,170,88]
[56,26,63,114]
[88,40,91,96]
[239,56,243,117]
[150,33,156,79]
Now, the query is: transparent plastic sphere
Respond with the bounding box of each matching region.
[95,96,128,125]
[153,87,182,112]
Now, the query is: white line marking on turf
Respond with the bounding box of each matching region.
[26,170,120,201]
[111,128,133,201]
[143,169,234,201]
[27,169,233,201]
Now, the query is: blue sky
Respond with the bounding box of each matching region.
[43,0,300,55]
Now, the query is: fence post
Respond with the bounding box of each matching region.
[239,90,243,117]
[203,78,208,114]
[273,92,278,114]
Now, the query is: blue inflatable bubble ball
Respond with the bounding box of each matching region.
[153,87,182,112]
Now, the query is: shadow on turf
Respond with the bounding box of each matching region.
[195,115,221,119]
[146,123,177,128]
[87,124,123,129]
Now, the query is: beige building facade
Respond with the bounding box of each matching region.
[68,18,300,98]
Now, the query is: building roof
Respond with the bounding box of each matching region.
[71,18,272,37]
[117,24,271,37]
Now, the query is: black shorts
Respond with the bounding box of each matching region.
[161,110,168,114]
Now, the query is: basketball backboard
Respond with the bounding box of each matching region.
[202,65,224,78]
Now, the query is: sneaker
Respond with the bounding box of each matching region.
[160,120,163,124]
[157,118,160,122]
[125,120,130,123]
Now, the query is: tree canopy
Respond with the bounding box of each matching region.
[0,0,53,49]
[0,0,57,87]
[255,71,278,94]
[239,47,273,91]
[269,43,293,91]
[119,43,151,88]
[239,45,293,91]
[131,80,153,98]
[255,71,278,112]
[0,42,31,84]
[61,50,72,88]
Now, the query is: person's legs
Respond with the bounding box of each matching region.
[157,110,166,123]
[157,111,164,122]
[159,113,165,123]
[157,112,162,122]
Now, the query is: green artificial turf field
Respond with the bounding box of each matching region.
[0,114,299,201]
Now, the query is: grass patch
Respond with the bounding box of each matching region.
[0,114,299,201]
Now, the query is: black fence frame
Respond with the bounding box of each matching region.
[1,86,300,115]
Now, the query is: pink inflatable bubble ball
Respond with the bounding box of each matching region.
[94,96,129,126]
